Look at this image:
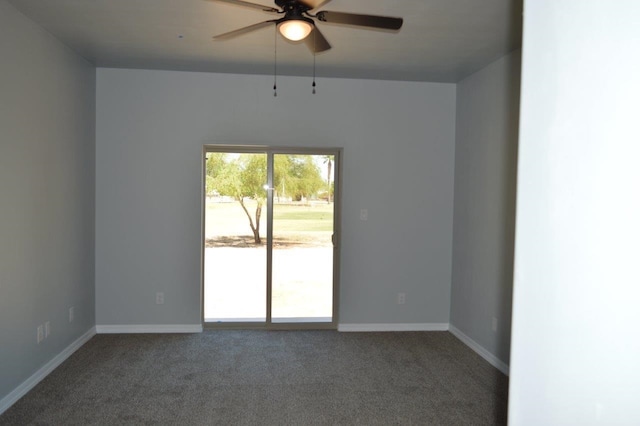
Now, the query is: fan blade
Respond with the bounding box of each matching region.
[303,26,331,53]
[213,20,276,39]
[298,0,332,10]
[206,0,279,13]
[316,11,403,30]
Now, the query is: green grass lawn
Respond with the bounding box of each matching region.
[273,204,333,232]
[206,200,334,236]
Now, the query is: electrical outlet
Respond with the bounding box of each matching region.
[492,317,498,332]
[397,292,406,305]
[37,325,44,344]
[69,307,74,323]
[360,209,368,221]
[156,292,165,305]
[45,321,51,338]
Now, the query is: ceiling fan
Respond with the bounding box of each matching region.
[208,0,403,53]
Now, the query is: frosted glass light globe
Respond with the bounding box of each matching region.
[279,20,313,41]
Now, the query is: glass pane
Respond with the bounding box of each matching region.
[204,152,267,322]
[271,154,334,322]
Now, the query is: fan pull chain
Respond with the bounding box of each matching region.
[273,25,277,97]
[312,28,317,94]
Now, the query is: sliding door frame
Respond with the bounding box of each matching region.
[201,145,342,330]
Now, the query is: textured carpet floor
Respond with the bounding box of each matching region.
[0,331,508,425]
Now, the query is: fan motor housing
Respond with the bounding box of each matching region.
[275,0,312,14]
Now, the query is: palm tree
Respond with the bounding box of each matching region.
[322,155,333,202]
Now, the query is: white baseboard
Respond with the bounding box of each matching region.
[96,324,203,333]
[449,325,509,375]
[338,323,449,332]
[0,326,96,416]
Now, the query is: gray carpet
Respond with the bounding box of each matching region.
[0,331,508,425]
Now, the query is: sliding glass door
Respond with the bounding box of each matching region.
[203,152,267,322]
[203,147,340,328]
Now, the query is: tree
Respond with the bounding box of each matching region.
[322,155,333,202]
[285,155,324,201]
[205,153,227,196]
[237,155,267,244]
[207,153,324,244]
[215,154,266,244]
[273,155,291,201]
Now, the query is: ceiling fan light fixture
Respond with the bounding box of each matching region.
[278,19,313,41]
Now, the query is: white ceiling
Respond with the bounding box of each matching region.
[9,0,522,83]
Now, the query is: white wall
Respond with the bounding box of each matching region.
[509,1,640,424]
[450,50,521,370]
[95,69,456,327]
[0,0,96,405]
